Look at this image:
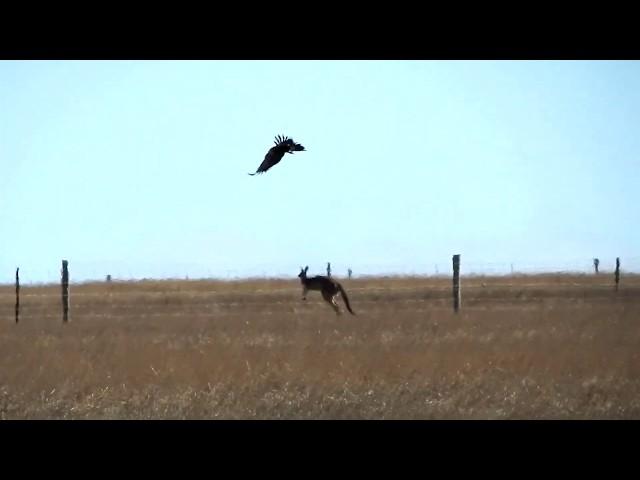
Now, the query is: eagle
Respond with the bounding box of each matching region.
[249,135,306,176]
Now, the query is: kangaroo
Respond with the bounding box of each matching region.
[298,266,355,315]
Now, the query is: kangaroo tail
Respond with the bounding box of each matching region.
[338,283,355,315]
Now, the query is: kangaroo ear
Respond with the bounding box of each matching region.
[304,266,309,273]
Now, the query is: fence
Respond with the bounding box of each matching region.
[4,256,640,285]
[4,256,637,322]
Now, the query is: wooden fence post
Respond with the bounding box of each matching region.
[15,268,20,324]
[61,260,69,323]
[327,262,331,277]
[348,268,352,279]
[615,257,620,292]
[593,258,600,274]
[452,254,461,313]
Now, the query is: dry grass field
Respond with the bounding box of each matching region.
[1,273,639,419]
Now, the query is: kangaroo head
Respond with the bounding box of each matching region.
[298,266,309,279]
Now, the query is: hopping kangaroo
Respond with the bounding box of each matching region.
[298,266,355,315]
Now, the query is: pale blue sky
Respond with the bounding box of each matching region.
[1,60,639,282]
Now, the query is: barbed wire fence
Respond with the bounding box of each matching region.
[3,256,640,286]
[3,255,639,322]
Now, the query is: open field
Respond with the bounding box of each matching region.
[1,273,639,419]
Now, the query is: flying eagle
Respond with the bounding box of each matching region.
[249,135,306,176]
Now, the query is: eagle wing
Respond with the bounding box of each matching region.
[248,144,287,176]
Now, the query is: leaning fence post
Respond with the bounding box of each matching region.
[61,260,69,322]
[615,257,620,292]
[15,268,20,324]
[593,258,600,274]
[452,254,461,313]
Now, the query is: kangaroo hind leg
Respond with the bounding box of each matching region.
[322,290,341,315]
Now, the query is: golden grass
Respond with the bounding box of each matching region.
[1,274,639,419]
